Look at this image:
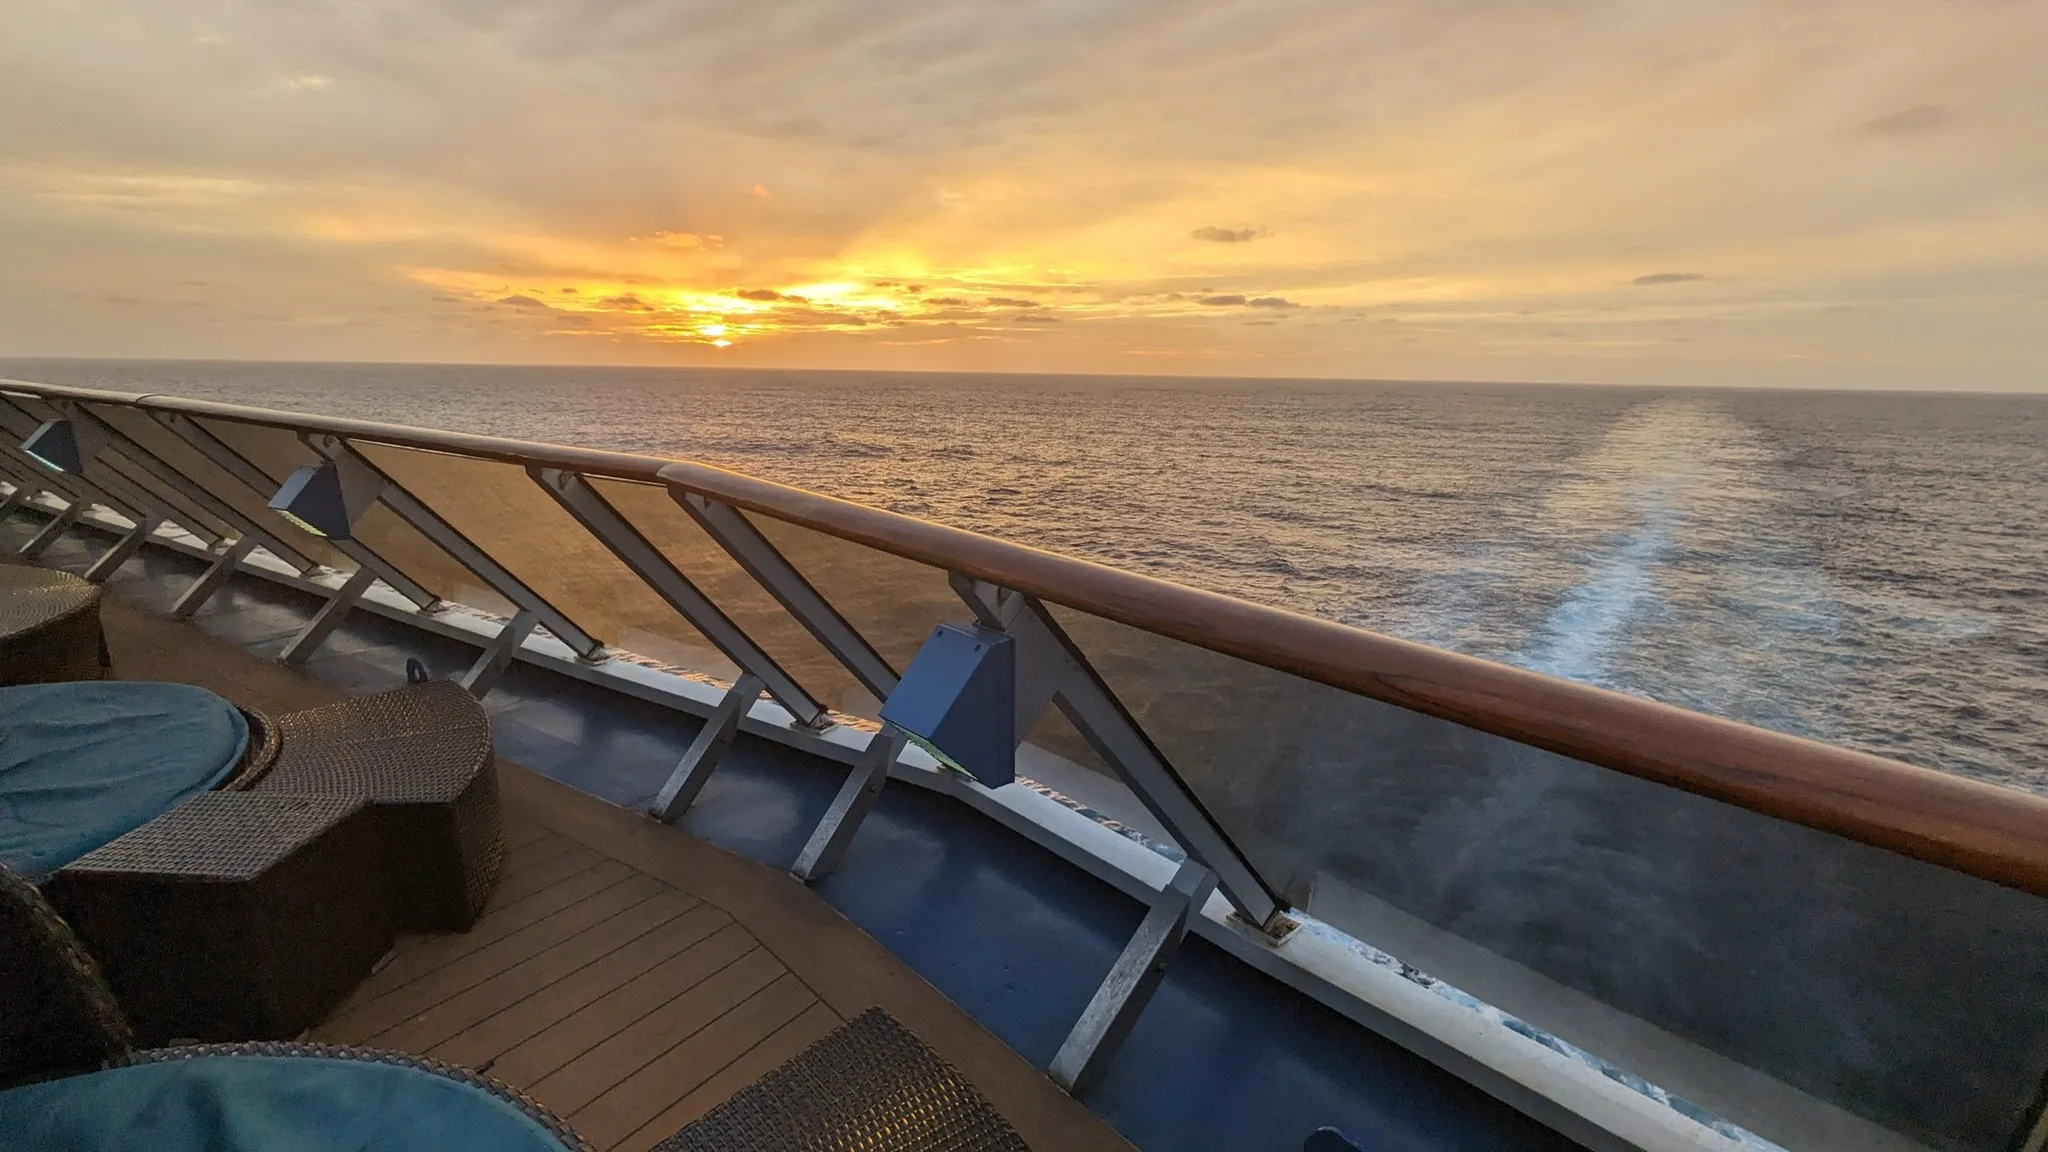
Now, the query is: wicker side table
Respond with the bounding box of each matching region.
[655,1008,1030,1152]
[45,792,393,1047]
[255,679,504,931]
[0,565,110,686]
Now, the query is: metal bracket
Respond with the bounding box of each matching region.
[306,434,604,660]
[19,501,81,558]
[173,537,258,619]
[460,608,539,699]
[533,469,825,726]
[791,726,907,882]
[152,412,441,610]
[1049,858,1218,1093]
[676,491,899,700]
[82,509,168,583]
[650,671,766,822]
[280,565,377,665]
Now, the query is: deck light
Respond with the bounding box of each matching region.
[879,622,1016,788]
[268,458,380,540]
[21,419,92,474]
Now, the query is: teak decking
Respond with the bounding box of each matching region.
[98,596,1133,1152]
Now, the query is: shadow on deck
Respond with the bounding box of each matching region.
[97,597,1133,1152]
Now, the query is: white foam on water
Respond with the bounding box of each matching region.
[1515,399,1718,685]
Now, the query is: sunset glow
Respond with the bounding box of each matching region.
[1,1,2044,386]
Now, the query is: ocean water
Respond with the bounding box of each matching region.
[10,358,2048,1147]
[10,358,2044,794]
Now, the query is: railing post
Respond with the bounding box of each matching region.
[19,501,81,558]
[790,727,907,882]
[82,508,168,583]
[674,492,898,700]
[459,608,538,699]
[650,672,767,822]
[532,469,824,726]
[671,491,912,879]
[173,537,258,619]
[304,434,605,661]
[952,584,1284,930]
[279,565,378,665]
[1049,858,1218,1093]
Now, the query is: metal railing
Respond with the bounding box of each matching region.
[4,378,2046,1152]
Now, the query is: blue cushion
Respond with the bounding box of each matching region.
[0,682,247,879]
[0,1054,565,1151]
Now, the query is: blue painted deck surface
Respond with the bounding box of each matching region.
[7,515,1585,1152]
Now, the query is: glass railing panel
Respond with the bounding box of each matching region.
[82,452,230,543]
[351,443,740,676]
[190,417,491,611]
[744,512,965,679]
[587,479,871,719]
[78,403,350,571]
[732,510,1131,791]
[1047,603,2048,1152]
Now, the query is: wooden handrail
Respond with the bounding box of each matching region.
[9,380,2047,897]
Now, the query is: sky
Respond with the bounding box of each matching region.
[0,0,2044,388]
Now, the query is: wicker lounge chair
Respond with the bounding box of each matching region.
[0,859,590,1149]
[47,792,394,1046]
[253,678,504,931]
[0,564,110,686]
[655,1007,1029,1152]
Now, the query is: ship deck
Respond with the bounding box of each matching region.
[94,593,1132,1152]
[4,510,1585,1152]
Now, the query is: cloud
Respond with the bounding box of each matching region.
[733,287,787,301]
[1198,294,1247,305]
[986,296,1040,307]
[1632,272,1708,286]
[1866,105,1952,135]
[1247,296,1300,308]
[927,297,969,306]
[497,294,551,308]
[601,294,652,310]
[1190,226,1262,243]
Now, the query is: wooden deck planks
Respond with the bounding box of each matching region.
[426,904,736,1070]
[616,1000,844,1151]
[568,972,822,1149]
[477,922,758,1088]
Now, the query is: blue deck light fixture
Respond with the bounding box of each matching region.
[268,458,380,540]
[879,622,1016,788]
[21,419,88,473]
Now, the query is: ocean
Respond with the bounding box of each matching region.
[8,358,2043,794]
[8,358,2048,1146]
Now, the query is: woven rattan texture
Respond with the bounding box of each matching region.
[219,706,283,792]
[266,678,491,802]
[128,1041,594,1151]
[0,564,97,643]
[62,794,364,881]
[0,564,109,685]
[656,1007,1030,1152]
[256,680,503,927]
[0,861,133,1088]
